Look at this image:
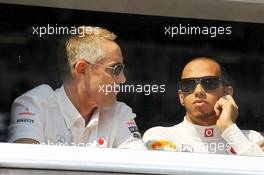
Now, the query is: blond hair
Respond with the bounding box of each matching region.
[57,26,117,81]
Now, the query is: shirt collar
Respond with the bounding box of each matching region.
[182,117,221,139]
[56,85,99,129]
[86,108,99,128]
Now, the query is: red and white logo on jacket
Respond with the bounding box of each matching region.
[97,137,107,147]
[18,107,35,116]
[204,128,214,137]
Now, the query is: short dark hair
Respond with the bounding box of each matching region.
[182,57,231,85]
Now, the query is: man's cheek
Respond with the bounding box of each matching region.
[200,105,215,114]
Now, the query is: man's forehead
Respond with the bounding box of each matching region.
[181,60,221,79]
[98,40,123,64]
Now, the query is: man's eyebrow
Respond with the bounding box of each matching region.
[107,61,123,66]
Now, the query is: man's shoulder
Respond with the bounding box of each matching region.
[143,125,175,138]
[144,126,164,136]
[113,101,131,109]
[16,84,57,104]
[143,120,185,140]
[26,84,54,94]
[102,101,134,115]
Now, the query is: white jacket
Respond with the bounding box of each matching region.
[143,117,264,156]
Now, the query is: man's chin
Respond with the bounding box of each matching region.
[100,98,117,107]
[191,110,215,120]
[195,114,212,120]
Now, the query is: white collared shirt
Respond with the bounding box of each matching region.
[8,84,146,149]
[143,117,264,156]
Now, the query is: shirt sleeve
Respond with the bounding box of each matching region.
[221,124,264,156]
[8,95,45,143]
[113,103,146,150]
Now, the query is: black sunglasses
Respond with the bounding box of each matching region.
[179,76,227,93]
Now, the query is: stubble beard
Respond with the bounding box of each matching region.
[187,109,217,125]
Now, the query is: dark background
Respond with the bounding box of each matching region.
[0,3,264,141]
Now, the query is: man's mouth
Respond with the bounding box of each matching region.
[193,99,208,107]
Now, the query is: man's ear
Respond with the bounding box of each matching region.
[224,86,233,96]
[72,60,88,77]
[178,89,185,106]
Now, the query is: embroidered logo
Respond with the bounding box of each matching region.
[18,107,35,116]
[97,137,107,147]
[128,126,139,133]
[55,135,65,143]
[17,118,34,123]
[204,128,214,137]
[148,140,176,151]
[133,133,141,139]
[127,119,136,125]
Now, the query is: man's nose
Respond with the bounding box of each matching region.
[115,71,126,84]
[193,83,206,97]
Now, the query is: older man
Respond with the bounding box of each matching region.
[8,26,145,149]
[143,57,264,156]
